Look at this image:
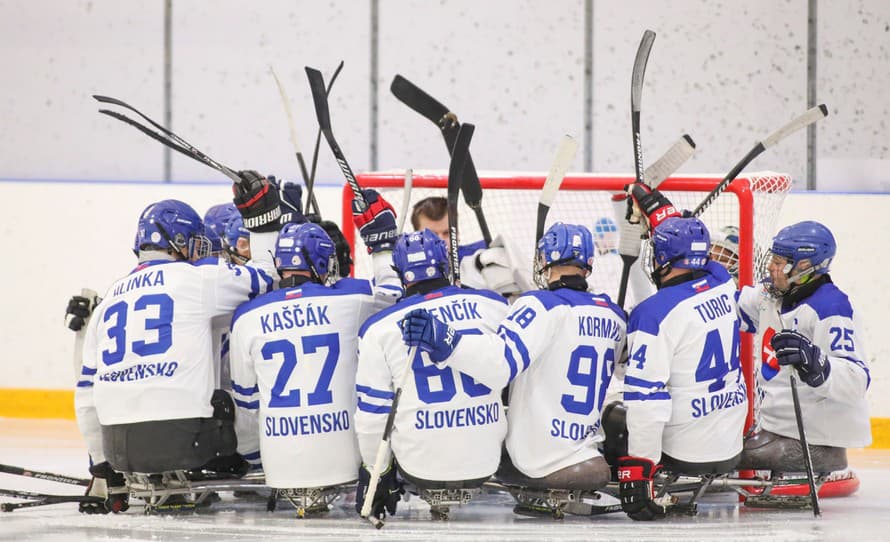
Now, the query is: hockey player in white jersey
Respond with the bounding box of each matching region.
[354,229,509,520]
[737,221,871,474]
[400,222,626,516]
[74,172,281,513]
[227,192,401,510]
[618,216,747,521]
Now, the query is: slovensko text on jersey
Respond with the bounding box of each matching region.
[264,409,350,437]
[414,401,500,430]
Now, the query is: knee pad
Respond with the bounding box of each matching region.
[601,401,627,465]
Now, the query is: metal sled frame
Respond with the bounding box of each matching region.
[485,482,621,519]
[119,471,267,514]
[401,481,483,521]
[272,483,354,518]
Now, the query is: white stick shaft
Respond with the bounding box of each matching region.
[397,168,413,234]
[270,66,303,155]
[359,346,416,520]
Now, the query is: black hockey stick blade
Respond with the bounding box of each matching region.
[94,95,242,183]
[789,373,822,517]
[305,65,368,211]
[630,30,656,184]
[306,60,345,217]
[0,464,89,487]
[390,75,492,245]
[692,104,828,217]
[447,124,475,285]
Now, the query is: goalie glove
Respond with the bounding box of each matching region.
[232,170,282,233]
[79,462,129,515]
[617,456,667,521]
[625,183,681,230]
[771,329,831,387]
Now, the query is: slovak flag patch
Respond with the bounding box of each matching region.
[693,279,710,293]
[285,289,303,299]
[594,298,609,307]
[425,291,444,300]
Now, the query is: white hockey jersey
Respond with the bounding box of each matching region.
[444,288,627,478]
[356,285,509,481]
[737,279,871,448]
[74,233,278,462]
[228,269,401,489]
[625,261,747,464]
[586,250,653,312]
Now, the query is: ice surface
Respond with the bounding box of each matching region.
[1,419,889,542]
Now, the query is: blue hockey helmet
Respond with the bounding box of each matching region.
[134,199,208,260]
[392,229,449,285]
[275,222,338,283]
[767,221,835,294]
[204,203,238,254]
[534,222,594,289]
[593,216,619,254]
[223,215,251,264]
[770,221,835,275]
[649,216,711,274]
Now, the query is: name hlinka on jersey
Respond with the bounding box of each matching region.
[113,269,165,296]
[260,303,331,334]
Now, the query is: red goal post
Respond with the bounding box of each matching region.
[342,171,792,430]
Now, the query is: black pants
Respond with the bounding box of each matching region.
[399,468,489,490]
[102,390,237,474]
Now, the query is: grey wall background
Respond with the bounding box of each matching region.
[1,0,887,190]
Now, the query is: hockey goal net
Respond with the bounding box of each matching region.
[342,171,792,430]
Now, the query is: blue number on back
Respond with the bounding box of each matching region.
[413,328,491,404]
[265,333,340,408]
[695,327,740,392]
[561,345,613,415]
[101,293,175,365]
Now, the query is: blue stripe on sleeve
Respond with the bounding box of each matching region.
[76,381,93,388]
[234,398,259,410]
[258,268,274,293]
[502,344,519,382]
[355,385,395,400]
[624,375,665,389]
[242,451,261,460]
[357,398,392,414]
[81,366,97,376]
[231,381,259,396]
[624,391,671,401]
[245,266,261,300]
[499,327,531,371]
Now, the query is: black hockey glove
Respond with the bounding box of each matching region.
[616,456,667,521]
[352,189,398,254]
[232,170,281,233]
[771,329,831,387]
[278,179,307,225]
[355,462,403,520]
[318,220,353,278]
[625,183,681,230]
[65,294,100,331]
[79,461,129,514]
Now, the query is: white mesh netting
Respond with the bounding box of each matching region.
[346,171,792,429]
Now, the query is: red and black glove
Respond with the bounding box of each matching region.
[625,183,681,230]
[617,456,667,521]
[352,189,397,254]
[232,170,281,233]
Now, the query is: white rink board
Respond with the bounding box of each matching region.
[0,180,886,418]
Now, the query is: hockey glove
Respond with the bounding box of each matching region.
[399,309,461,363]
[232,170,282,233]
[352,189,397,254]
[771,329,831,387]
[65,294,100,332]
[625,183,681,230]
[355,462,403,520]
[79,461,129,514]
[616,456,667,521]
[278,179,307,225]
